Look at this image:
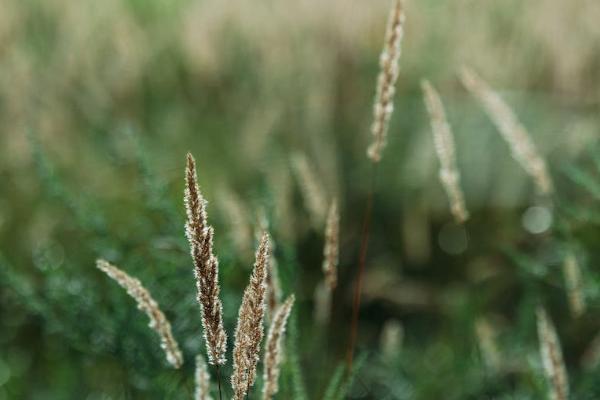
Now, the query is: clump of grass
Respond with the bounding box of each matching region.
[96,259,183,369]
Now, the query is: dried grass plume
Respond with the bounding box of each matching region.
[291,152,327,225]
[185,153,227,365]
[195,355,213,400]
[367,0,406,163]
[322,199,340,290]
[262,295,295,400]
[421,80,469,223]
[460,67,553,195]
[475,318,501,372]
[231,232,270,400]
[313,280,332,326]
[96,259,183,369]
[562,252,585,318]
[537,307,569,400]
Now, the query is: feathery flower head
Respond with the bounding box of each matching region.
[537,307,569,400]
[262,295,295,400]
[367,0,406,163]
[232,232,270,400]
[96,259,183,369]
[322,199,340,290]
[195,354,213,400]
[185,153,227,365]
[460,67,553,195]
[421,79,469,223]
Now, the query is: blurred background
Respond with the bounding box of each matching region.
[0,0,599,398]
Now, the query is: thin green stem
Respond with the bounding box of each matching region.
[346,162,378,369]
[216,365,223,400]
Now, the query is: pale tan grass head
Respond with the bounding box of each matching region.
[195,354,213,400]
[421,79,469,223]
[537,307,569,400]
[367,0,406,163]
[475,317,501,372]
[291,152,327,226]
[266,255,283,322]
[217,186,253,259]
[96,259,183,369]
[380,318,403,362]
[231,232,270,400]
[562,252,585,318]
[460,67,554,196]
[262,295,295,400]
[313,280,332,326]
[322,198,339,291]
[184,153,227,366]
[581,331,600,370]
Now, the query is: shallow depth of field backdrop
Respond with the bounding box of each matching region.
[1,0,599,399]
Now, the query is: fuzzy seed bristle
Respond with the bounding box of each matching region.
[367,0,406,163]
[231,232,270,400]
[96,259,183,369]
[262,295,295,400]
[421,80,469,223]
[184,153,228,366]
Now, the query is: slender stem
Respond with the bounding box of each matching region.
[346,162,378,369]
[216,365,223,400]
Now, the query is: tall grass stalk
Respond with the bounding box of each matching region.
[347,0,405,370]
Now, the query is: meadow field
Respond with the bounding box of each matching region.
[0,0,599,398]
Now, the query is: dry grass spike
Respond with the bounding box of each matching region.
[323,198,340,290]
[562,252,585,318]
[96,259,183,369]
[313,280,332,326]
[460,67,553,195]
[380,318,403,362]
[195,355,213,400]
[291,152,327,225]
[231,232,270,400]
[184,153,227,365]
[262,295,295,400]
[475,318,501,372]
[537,307,569,400]
[421,80,469,223]
[367,0,406,163]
